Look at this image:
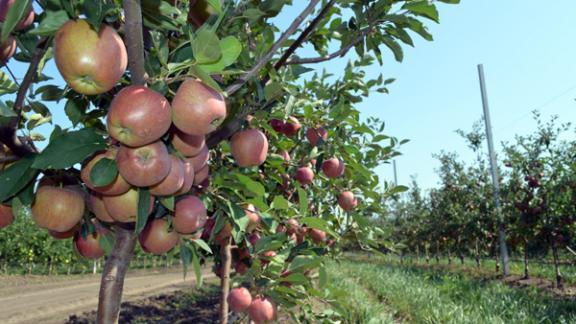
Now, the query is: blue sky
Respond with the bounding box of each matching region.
[278,0,576,190]
[8,1,576,191]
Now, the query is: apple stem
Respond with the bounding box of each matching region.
[219,237,232,324]
[96,226,137,323]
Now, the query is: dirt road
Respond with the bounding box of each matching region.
[0,268,212,324]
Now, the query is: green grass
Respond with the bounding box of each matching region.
[326,257,576,324]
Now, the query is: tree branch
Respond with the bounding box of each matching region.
[97,1,145,322]
[123,0,146,86]
[224,0,321,96]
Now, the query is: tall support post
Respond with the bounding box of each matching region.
[393,160,398,187]
[477,64,510,276]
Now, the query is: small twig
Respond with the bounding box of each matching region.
[4,65,20,86]
[224,0,321,96]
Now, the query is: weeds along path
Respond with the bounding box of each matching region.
[330,258,576,324]
[0,267,213,324]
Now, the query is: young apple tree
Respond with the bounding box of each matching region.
[0,0,458,322]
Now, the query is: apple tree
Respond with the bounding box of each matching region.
[0,0,459,322]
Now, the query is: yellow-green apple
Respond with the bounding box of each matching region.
[283,116,301,137]
[0,204,13,228]
[107,85,172,147]
[306,127,327,146]
[228,287,252,312]
[81,148,131,195]
[248,296,277,323]
[172,78,226,135]
[0,36,16,66]
[102,188,154,223]
[32,186,85,232]
[88,191,115,223]
[230,129,268,167]
[321,158,345,178]
[116,141,172,187]
[171,129,205,157]
[295,166,314,185]
[54,19,127,95]
[139,217,179,255]
[173,195,207,234]
[174,159,195,196]
[74,232,105,259]
[150,155,185,196]
[338,191,357,211]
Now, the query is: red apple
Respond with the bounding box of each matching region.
[270,119,285,133]
[150,155,185,196]
[230,129,268,167]
[248,232,261,246]
[116,141,172,187]
[201,217,215,241]
[295,167,314,186]
[306,127,328,146]
[0,0,34,31]
[260,250,276,265]
[235,261,250,275]
[282,116,301,137]
[215,222,232,245]
[74,232,105,259]
[54,20,127,95]
[338,191,357,211]
[190,145,209,171]
[173,195,207,234]
[88,192,115,223]
[174,159,195,196]
[139,217,179,255]
[321,158,345,178]
[171,129,206,157]
[286,219,300,236]
[172,78,226,135]
[107,85,172,147]
[193,164,209,186]
[81,148,131,196]
[248,296,277,323]
[228,287,252,312]
[244,204,260,232]
[49,224,80,240]
[102,188,154,223]
[32,186,85,232]
[0,36,15,66]
[308,228,326,244]
[279,150,290,163]
[0,204,13,228]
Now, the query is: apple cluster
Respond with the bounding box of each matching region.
[228,287,277,324]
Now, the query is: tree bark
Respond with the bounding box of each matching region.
[475,238,480,268]
[97,227,137,323]
[551,240,563,289]
[523,239,529,279]
[447,250,452,265]
[425,244,430,265]
[435,242,440,265]
[219,239,232,324]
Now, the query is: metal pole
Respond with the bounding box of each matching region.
[393,160,398,187]
[477,64,509,276]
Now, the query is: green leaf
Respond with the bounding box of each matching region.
[389,185,409,195]
[0,156,39,203]
[271,195,290,210]
[438,0,460,4]
[205,0,222,13]
[382,36,403,62]
[135,188,151,233]
[99,231,115,255]
[33,128,107,169]
[191,245,203,286]
[300,217,337,237]
[287,255,322,272]
[83,0,103,30]
[254,233,286,253]
[29,10,70,37]
[192,28,221,64]
[235,173,265,197]
[402,1,439,23]
[319,265,327,288]
[89,158,118,187]
[297,187,308,217]
[64,98,87,127]
[160,196,175,211]
[198,36,242,73]
[0,101,16,117]
[0,71,18,95]
[189,65,222,92]
[1,0,32,42]
[180,243,192,280]
[192,238,213,254]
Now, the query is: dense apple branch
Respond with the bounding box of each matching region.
[96,0,145,323]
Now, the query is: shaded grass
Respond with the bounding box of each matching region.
[328,257,576,324]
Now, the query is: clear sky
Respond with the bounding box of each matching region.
[276,0,576,190]
[8,1,576,192]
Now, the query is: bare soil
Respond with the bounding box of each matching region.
[0,266,214,324]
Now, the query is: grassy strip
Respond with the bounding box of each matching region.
[329,258,576,324]
[326,262,398,324]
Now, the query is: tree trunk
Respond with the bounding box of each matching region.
[425,244,430,265]
[435,242,440,265]
[523,240,529,279]
[494,246,500,273]
[416,246,420,265]
[48,257,53,276]
[498,223,510,276]
[474,238,480,268]
[447,250,452,265]
[97,227,137,324]
[551,240,563,289]
[219,238,232,324]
